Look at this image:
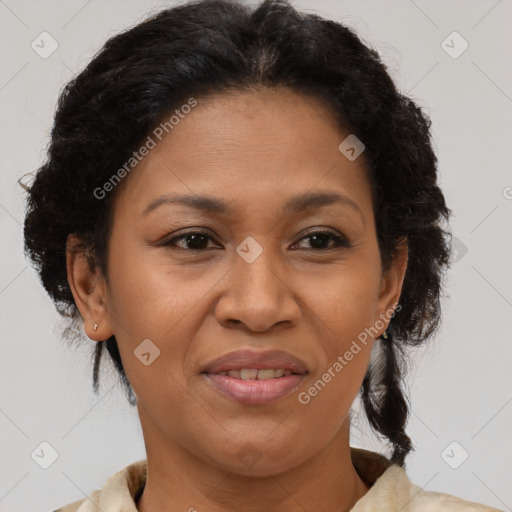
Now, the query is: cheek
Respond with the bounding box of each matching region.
[106,241,200,332]
[301,257,382,335]
[104,241,220,388]
[296,258,379,405]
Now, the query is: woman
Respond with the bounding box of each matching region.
[22,0,502,510]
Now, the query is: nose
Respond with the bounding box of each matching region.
[214,245,301,333]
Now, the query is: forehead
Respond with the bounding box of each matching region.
[112,88,373,222]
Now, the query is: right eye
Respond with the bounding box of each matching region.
[160,230,220,251]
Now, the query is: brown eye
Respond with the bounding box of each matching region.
[294,230,352,250]
[162,231,219,251]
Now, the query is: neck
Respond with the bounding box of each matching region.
[136,410,370,512]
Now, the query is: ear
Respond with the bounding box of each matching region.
[66,234,113,341]
[374,237,408,336]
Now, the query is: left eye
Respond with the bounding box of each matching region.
[293,230,352,250]
[162,229,351,251]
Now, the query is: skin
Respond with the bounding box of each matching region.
[67,87,408,512]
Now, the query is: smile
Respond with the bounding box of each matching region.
[214,368,298,379]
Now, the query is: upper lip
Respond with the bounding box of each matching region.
[201,349,309,375]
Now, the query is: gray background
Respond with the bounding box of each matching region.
[0,0,511,510]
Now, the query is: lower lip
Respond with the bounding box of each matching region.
[203,373,306,405]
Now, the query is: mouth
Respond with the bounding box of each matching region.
[209,368,303,379]
[200,349,309,404]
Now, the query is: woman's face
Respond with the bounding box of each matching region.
[81,88,406,475]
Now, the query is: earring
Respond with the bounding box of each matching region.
[92,323,98,331]
[382,330,388,340]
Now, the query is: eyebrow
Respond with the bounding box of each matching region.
[142,190,363,220]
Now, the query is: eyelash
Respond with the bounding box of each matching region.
[160,229,352,252]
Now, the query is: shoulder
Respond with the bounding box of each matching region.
[350,452,504,512]
[51,459,146,512]
[409,484,504,511]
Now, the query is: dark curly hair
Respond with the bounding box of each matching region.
[21,0,451,468]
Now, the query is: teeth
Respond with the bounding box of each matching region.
[255,369,275,380]
[216,369,294,379]
[240,369,258,380]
